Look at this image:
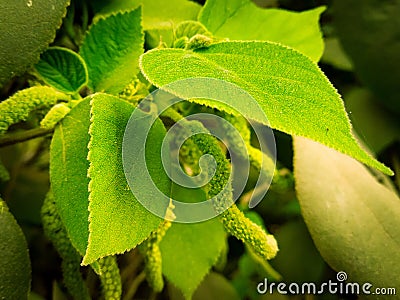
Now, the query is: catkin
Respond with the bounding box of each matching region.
[182,118,279,260]
[221,112,291,192]
[98,256,122,300]
[41,191,90,300]
[0,86,69,135]
[40,103,71,129]
[139,220,172,292]
[162,109,279,260]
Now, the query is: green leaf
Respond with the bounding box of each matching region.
[175,21,211,40]
[0,200,31,300]
[160,186,225,299]
[198,0,325,61]
[35,47,88,93]
[83,93,166,265]
[95,0,201,49]
[161,222,225,299]
[50,98,91,257]
[0,0,70,86]
[80,8,144,94]
[169,272,240,300]
[294,136,400,296]
[139,41,392,175]
[97,0,201,30]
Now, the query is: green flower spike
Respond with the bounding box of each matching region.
[0,86,69,135]
[41,191,90,300]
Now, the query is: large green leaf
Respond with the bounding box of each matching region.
[139,41,392,175]
[294,136,400,297]
[198,0,325,61]
[35,47,88,94]
[80,7,144,94]
[160,186,225,299]
[0,0,70,86]
[50,98,91,257]
[83,93,166,265]
[0,201,31,300]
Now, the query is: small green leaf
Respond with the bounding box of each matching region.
[160,186,225,299]
[175,21,212,40]
[173,21,212,49]
[169,272,240,300]
[161,221,225,299]
[143,0,202,49]
[50,98,91,257]
[198,0,325,61]
[0,0,70,86]
[139,41,392,175]
[80,8,144,94]
[35,47,88,93]
[294,136,400,295]
[97,0,201,30]
[83,93,166,265]
[95,0,201,49]
[0,200,31,300]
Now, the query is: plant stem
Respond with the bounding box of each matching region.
[123,271,146,300]
[0,128,54,147]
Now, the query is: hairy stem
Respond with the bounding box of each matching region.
[0,127,54,147]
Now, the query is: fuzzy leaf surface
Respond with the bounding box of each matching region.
[50,98,91,256]
[80,8,144,94]
[140,41,392,175]
[0,0,69,86]
[294,136,400,296]
[83,93,168,264]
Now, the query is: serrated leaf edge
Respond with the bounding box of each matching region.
[138,41,393,175]
[82,93,150,265]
